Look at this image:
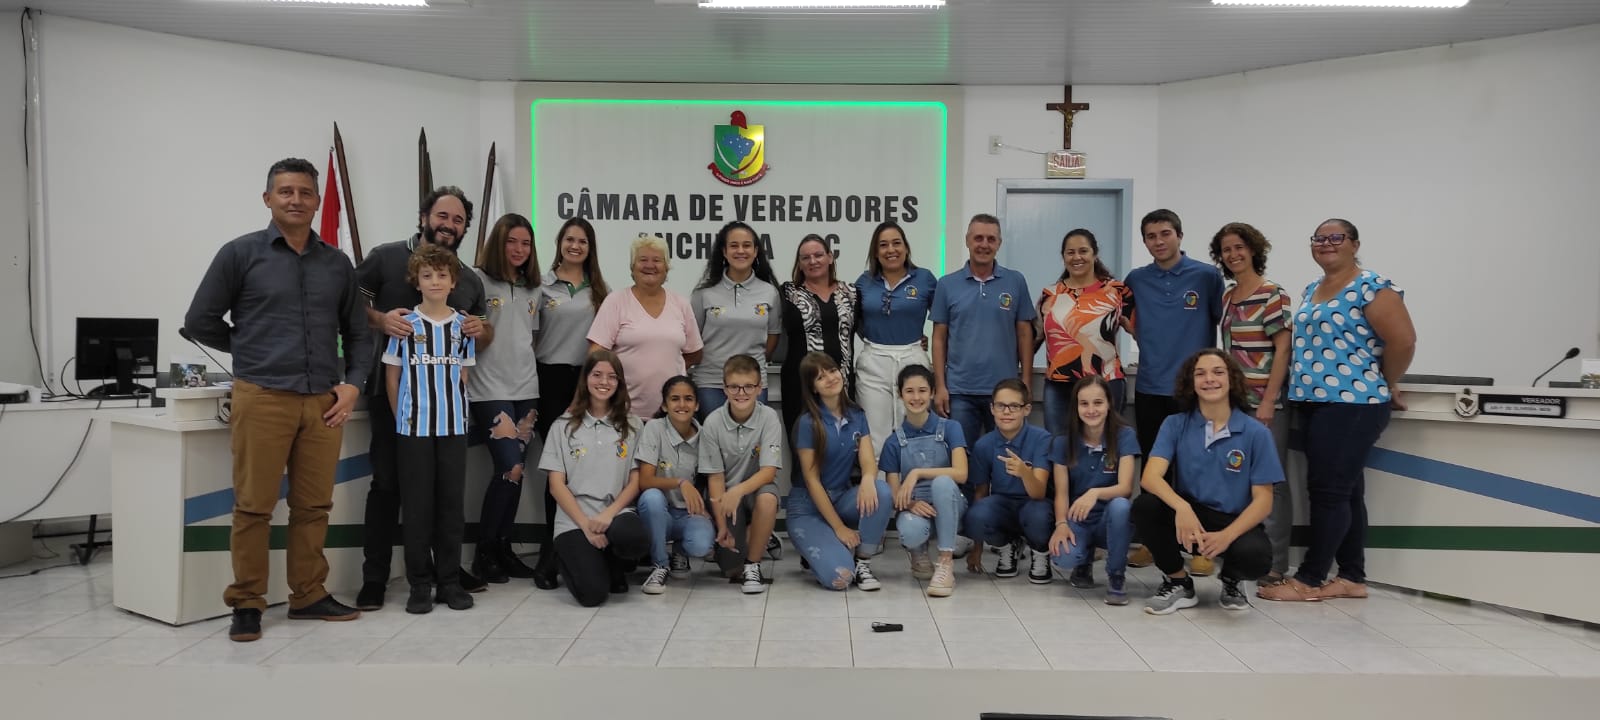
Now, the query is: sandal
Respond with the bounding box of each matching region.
[1256,577,1324,602]
[1317,577,1369,599]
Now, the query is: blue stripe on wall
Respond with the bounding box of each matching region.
[183,454,372,525]
[1365,447,1600,525]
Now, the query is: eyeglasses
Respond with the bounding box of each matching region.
[1309,234,1349,246]
[991,402,1031,414]
[726,384,760,396]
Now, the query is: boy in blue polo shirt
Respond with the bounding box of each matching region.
[1124,208,1224,573]
[962,379,1053,580]
[931,213,1036,484]
[1132,349,1280,615]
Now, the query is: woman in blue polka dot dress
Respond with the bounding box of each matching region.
[1258,218,1416,603]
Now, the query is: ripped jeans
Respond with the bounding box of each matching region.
[470,399,538,548]
[785,482,894,589]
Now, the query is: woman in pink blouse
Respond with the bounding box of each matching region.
[588,234,705,417]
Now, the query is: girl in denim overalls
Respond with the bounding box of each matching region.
[884,365,969,597]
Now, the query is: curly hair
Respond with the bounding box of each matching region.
[1173,349,1249,412]
[1209,222,1271,279]
[406,242,459,287]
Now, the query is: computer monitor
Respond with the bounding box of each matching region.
[76,317,159,398]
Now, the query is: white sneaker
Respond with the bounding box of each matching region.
[1028,548,1053,585]
[741,562,767,594]
[854,559,881,591]
[642,566,669,595]
[926,558,955,598]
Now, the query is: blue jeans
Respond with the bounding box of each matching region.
[947,393,994,499]
[468,398,538,547]
[1295,401,1391,586]
[1043,378,1127,438]
[636,488,716,569]
[1050,496,1132,579]
[964,494,1053,551]
[695,386,767,421]
[786,482,894,589]
[896,475,968,553]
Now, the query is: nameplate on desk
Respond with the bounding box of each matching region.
[1479,394,1567,419]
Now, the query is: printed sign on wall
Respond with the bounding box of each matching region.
[531,99,949,299]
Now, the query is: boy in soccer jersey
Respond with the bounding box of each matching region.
[383,244,477,614]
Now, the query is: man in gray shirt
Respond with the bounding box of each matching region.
[184,158,372,642]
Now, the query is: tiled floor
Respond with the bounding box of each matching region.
[3,549,1599,674]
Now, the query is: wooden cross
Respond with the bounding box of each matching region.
[1045,85,1091,149]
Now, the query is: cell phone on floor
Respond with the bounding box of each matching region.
[870,622,903,632]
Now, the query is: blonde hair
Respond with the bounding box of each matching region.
[630,233,671,273]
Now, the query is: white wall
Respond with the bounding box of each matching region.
[1158,24,1600,386]
[0,24,34,385]
[37,16,483,385]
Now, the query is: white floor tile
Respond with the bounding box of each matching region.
[1321,645,1450,675]
[63,637,203,665]
[0,637,106,664]
[578,612,677,640]
[1284,621,1400,647]
[679,590,768,617]
[928,593,1020,619]
[1108,616,1215,646]
[848,616,942,643]
[850,639,950,668]
[1459,623,1586,650]
[558,638,666,667]
[1510,647,1600,677]
[762,590,848,618]
[0,611,84,638]
[262,636,386,665]
[161,637,293,666]
[1322,598,1445,625]
[1131,640,1247,672]
[761,616,850,643]
[392,610,510,638]
[1034,640,1151,672]
[459,638,572,666]
[1253,600,1354,624]
[121,615,230,639]
[1367,623,1492,649]
[1191,616,1304,646]
[27,609,146,638]
[936,616,1031,644]
[668,614,762,641]
[1020,616,1124,645]
[655,637,758,668]
[1411,599,1531,626]
[593,589,688,616]
[1224,641,1349,674]
[944,641,1049,670]
[755,639,852,668]
[361,636,480,665]
[305,609,420,638]
[1414,647,1553,676]
[489,611,593,639]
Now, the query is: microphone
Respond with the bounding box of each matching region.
[178,327,235,381]
[1531,347,1580,387]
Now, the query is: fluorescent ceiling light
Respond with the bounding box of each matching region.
[268,0,430,6]
[1213,0,1467,7]
[698,1,945,9]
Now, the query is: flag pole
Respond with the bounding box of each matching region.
[418,127,434,206]
[333,122,364,263]
[476,142,497,260]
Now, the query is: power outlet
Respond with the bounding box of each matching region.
[988,135,1002,155]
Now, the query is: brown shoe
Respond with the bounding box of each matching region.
[1256,578,1323,602]
[1317,577,1369,599]
[1127,545,1154,568]
[1187,556,1215,577]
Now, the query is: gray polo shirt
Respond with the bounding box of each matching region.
[697,403,784,487]
[691,275,780,388]
[634,416,701,508]
[466,268,541,402]
[535,270,597,366]
[537,412,643,537]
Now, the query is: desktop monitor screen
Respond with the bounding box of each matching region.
[76,317,158,397]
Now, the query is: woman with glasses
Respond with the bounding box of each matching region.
[780,234,862,458]
[1209,222,1294,585]
[691,222,781,418]
[1258,219,1415,603]
[1036,228,1132,437]
[854,222,939,460]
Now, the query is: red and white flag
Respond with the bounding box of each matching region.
[320,149,357,265]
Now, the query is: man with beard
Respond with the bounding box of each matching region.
[355,186,496,610]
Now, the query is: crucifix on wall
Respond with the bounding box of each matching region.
[1044,85,1091,149]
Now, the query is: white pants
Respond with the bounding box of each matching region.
[855,339,930,460]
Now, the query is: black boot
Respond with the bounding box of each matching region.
[472,545,510,584]
[458,567,488,593]
[499,541,538,579]
[531,545,559,590]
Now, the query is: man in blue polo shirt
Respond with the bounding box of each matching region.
[1124,209,1223,572]
[931,213,1036,481]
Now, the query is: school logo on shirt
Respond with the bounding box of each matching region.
[657,460,672,473]
[999,293,1014,308]
[569,446,588,460]
[905,286,918,298]
[766,443,780,456]
[708,306,726,317]
[1226,449,1245,471]
[754,303,770,316]
[544,297,561,309]
[1183,290,1200,309]
[616,440,629,458]
[1102,454,1118,473]
[487,297,503,309]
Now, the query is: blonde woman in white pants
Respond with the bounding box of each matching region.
[853,221,938,459]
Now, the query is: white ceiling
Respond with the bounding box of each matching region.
[8,0,1600,85]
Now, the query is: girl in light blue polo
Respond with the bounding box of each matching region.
[1048,376,1140,605]
[788,352,893,591]
[883,364,968,598]
[635,375,715,595]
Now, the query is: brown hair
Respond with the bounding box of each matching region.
[723,353,761,382]
[1209,222,1271,280]
[1174,348,1249,412]
[565,349,633,443]
[795,351,859,478]
[406,242,459,287]
[478,213,541,286]
[1057,228,1113,282]
[790,234,838,287]
[865,221,917,277]
[1061,375,1129,466]
[550,217,610,312]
